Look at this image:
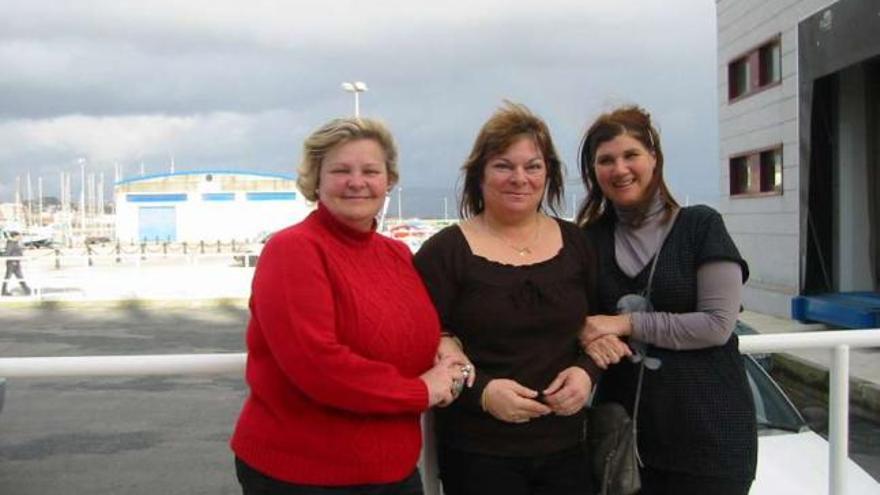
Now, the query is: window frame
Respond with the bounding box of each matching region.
[727,36,782,103]
[729,144,784,198]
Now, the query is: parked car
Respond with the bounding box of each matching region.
[736,320,773,371]
[233,231,273,267]
[744,354,879,492]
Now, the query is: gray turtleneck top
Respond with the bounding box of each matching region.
[614,195,741,350]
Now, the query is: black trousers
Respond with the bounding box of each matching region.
[2,262,30,294]
[638,466,753,495]
[234,458,423,495]
[437,444,592,495]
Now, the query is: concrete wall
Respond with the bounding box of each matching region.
[835,64,874,291]
[716,0,836,316]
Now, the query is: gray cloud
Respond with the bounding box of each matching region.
[0,0,720,217]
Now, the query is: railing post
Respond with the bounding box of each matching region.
[828,344,850,495]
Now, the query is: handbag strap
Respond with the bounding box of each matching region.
[641,208,678,301]
[630,208,678,468]
[631,359,647,467]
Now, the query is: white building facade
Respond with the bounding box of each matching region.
[115,170,312,243]
[716,0,879,317]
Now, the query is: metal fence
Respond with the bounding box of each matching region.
[0,330,878,494]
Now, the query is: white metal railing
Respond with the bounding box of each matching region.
[0,330,878,494]
[738,329,880,495]
[0,353,245,378]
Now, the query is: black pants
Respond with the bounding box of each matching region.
[638,466,752,495]
[437,444,592,495]
[2,262,30,295]
[235,458,423,495]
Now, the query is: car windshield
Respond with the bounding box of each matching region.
[743,355,806,433]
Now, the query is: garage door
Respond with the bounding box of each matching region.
[138,206,177,242]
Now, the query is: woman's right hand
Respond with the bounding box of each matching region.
[436,335,476,388]
[420,356,466,408]
[481,379,552,423]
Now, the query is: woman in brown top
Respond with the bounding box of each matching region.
[415,102,603,495]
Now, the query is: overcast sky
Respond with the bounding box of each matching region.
[0,0,720,218]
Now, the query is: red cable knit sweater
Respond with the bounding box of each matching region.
[230,204,440,486]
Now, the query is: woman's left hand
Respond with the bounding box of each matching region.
[436,334,476,387]
[542,367,592,416]
[585,334,633,369]
[580,314,633,347]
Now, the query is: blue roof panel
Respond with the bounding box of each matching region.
[114,169,296,186]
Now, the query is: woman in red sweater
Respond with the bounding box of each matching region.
[231,117,470,494]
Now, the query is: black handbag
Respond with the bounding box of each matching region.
[587,381,643,495]
[587,215,675,495]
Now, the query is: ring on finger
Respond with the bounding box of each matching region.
[451,378,464,395]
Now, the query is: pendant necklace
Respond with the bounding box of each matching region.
[482,214,541,257]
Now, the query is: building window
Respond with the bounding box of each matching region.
[759,42,781,86]
[729,59,750,100]
[730,156,751,196]
[759,148,783,193]
[730,146,783,197]
[728,37,781,101]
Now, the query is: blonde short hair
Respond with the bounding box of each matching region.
[296,117,399,202]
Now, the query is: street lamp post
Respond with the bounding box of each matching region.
[397,186,403,221]
[341,81,368,117]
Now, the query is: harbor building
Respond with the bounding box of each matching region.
[716,0,879,318]
[114,170,312,243]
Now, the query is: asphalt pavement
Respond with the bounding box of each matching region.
[0,303,250,494]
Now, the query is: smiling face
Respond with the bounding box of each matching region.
[593,133,657,208]
[480,136,547,218]
[317,138,390,232]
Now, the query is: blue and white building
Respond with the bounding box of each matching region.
[114,170,312,242]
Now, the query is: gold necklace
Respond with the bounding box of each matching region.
[481,214,541,257]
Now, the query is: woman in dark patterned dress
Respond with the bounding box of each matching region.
[577,105,757,495]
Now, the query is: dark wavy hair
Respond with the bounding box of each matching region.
[575,105,678,226]
[459,101,564,218]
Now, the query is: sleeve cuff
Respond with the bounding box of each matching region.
[630,312,649,342]
[575,353,602,383]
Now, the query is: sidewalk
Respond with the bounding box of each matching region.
[740,310,880,417]
[0,254,253,303]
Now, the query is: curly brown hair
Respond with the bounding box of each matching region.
[459,101,564,218]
